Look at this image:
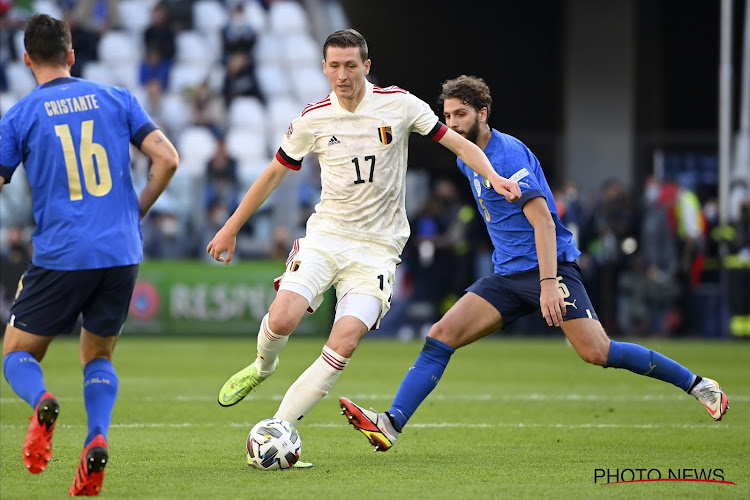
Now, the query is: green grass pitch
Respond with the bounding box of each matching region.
[1,336,748,499]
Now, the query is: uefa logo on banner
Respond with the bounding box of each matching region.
[129,281,161,320]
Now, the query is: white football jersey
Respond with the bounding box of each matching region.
[276,80,446,254]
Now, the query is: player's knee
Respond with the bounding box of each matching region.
[332,338,358,358]
[577,343,609,366]
[80,348,114,369]
[427,321,459,349]
[266,313,297,336]
[326,331,360,358]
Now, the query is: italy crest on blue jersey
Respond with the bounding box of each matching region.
[0,77,158,270]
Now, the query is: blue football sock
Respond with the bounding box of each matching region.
[388,337,455,430]
[605,340,695,391]
[3,351,47,409]
[83,358,119,446]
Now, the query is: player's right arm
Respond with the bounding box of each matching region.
[523,197,565,327]
[206,157,290,264]
[437,128,521,201]
[137,129,179,220]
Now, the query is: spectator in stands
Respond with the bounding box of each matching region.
[403,180,470,331]
[222,3,256,63]
[139,46,172,131]
[222,50,263,106]
[71,0,120,35]
[2,0,31,21]
[2,225,32,265]
[408,196,444,318]
[624,175,680,334]
[555,180,582,244]
[270,225,292,259]
[142,209,185,258]
[162,0,195,32]
[63,9,100,79]
[143,2,175,62]
[0,7,19,92]
[139,46,171,92]
[579,179,636,333]
[657,177,706,333]
[205,134,240,215]
[190,80,227,134]
[0,225,31,336]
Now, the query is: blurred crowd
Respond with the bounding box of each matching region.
[3,0,750,337]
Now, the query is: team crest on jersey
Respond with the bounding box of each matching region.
[378,126,392,145]
[474,178,482,197]
[289,260,301,272]
[286,123,294,138]
[482,177,491,189]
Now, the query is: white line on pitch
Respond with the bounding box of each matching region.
[2,393,748,404]
[0,421,729,430]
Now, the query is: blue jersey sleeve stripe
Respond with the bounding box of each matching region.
[0,164,15,183]
[515,188,544,206]
[131,122,159,149]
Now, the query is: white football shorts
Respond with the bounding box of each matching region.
[276,232,399,329]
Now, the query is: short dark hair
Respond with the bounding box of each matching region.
[24,13,72,67]
[438,75,492,118]
[323,29,368,62]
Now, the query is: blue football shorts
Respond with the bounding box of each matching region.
[8,263,139,337]
[466,261,599,327]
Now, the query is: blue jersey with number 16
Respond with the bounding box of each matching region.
[0,77,158,270]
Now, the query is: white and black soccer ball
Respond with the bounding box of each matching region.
[246,418,301,470]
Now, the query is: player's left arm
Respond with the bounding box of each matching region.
[0,113,22,194]
[437,127,521,201]
[523,197,566,326]
[138,129,179,219]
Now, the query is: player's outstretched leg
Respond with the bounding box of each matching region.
[566,322,731,421]
[690,377,729,421]
[219,314,287,407]
[22,392,59,474]
[218,358,278,407]
[69,434,108,496]
[339,397,400,452]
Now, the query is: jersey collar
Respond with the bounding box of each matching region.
[330,79,374,114]
[39,76,79,89]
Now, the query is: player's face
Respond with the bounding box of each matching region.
[443,98,481,144]
[323,46,371,104]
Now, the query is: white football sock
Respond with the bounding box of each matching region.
[254,314,288,377]
[274,345,349,422]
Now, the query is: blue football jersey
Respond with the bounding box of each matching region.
[0,77,157,270]
[457,129,580,275]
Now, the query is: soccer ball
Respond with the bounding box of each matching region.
[246,418,301,470]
